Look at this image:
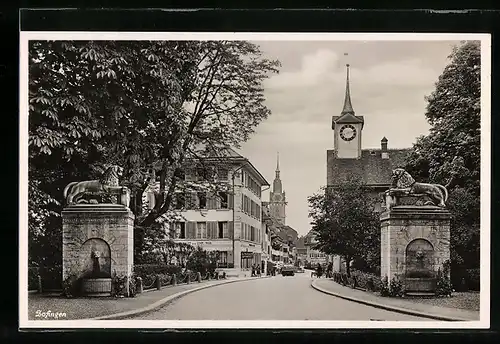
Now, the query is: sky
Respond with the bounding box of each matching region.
[237,40,461,237]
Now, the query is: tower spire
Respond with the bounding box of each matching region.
[273,152,283,193]
[341,63,355,115]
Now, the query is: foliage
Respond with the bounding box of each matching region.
[350,270,383,292]
[378,276,404,297]
[465,268,480,291]
[186,247,219,276]
[404,41,481,278]
[308,176,380,277]
[28,267,40,291]
[133,264,182,277]
[379,276,390,297]
[389,277,405,297]
[111,274,136,298]
[28,40,280,264]
[62,274,81,298]
[436,260,454,297]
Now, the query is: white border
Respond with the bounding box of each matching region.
[19,32,491,330]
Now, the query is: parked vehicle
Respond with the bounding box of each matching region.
[281,265,295,276]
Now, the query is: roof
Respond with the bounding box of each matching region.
[185,147,270,186]
[295,236,306,249]
[327,148,411,186]
[332,114,365,127]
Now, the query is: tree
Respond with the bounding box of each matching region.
[308,176,380,277]
[404,41,481,278]
[28,40,280,265]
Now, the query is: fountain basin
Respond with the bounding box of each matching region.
[82,278,112,296]
[405,277,437,292]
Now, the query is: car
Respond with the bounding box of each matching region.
[281,265,295,276]
[294,266,305,273]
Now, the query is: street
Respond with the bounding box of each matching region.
[131,272,431,320]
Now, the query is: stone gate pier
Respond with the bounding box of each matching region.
[380,204,451,293]
[62,204,134,296]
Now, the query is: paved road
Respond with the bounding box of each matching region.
[132,272,431,321]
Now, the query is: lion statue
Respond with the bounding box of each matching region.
[63,165,129,207]
[389,168,448,207]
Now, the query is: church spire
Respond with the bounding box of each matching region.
[341,63,355,115]
[273,152,282,193]
[276,152,280,178]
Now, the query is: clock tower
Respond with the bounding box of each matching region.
[269,152,286,224]
[333,64,364,159]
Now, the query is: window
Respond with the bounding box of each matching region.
[198,192,207,209]
[219,192,228,209]
[218,222,228,239]
[218,168,228,181]
[197,222,207,239]
[218,251,228,264]
[251,226,255,242]
[174,222,186,239]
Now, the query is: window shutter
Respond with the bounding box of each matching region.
[186,222,196,239]
[228,221,234,239]
[207,222,217,239]
[228,193,234,209]
[206,192,214,209]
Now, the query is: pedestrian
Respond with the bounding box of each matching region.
[316,263,323,278]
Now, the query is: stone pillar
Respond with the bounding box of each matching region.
[62,204,135,296]
[380,205,451,291]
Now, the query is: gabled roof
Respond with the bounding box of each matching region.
[185,147,270,186]
[327,148,411,186]
[332,114,365,129]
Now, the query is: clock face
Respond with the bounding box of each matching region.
[339,124,357,141]
[273,194,282,202]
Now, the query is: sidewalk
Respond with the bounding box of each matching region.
[29,276,267,320]
[311,278,480,321]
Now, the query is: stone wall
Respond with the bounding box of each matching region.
[380,205,451,282]
[62,204,134,282]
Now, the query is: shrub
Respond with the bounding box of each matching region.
[436,276,453,296]
[350,270,380,291]
[28,267,39,291]
[39,265,63,290]
[389,276,405,297]
[133,264,181,278]
[111,274,137,297]
[380,276,390,297]
[466,268,480,291]
[436,260,453,296]
[62,274,82,298]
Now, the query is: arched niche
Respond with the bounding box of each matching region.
[80,238,112,278]
[405,238,435,278]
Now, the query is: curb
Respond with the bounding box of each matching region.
[310,280,474,322]
[90,276,271,320]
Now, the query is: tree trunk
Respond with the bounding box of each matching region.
[345,257,351,277]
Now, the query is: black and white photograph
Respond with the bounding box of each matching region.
[19,31,490,329]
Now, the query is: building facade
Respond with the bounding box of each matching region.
[303,230,328,267]
[144,149,269,275]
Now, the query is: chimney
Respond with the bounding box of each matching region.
[381,137,389,159]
